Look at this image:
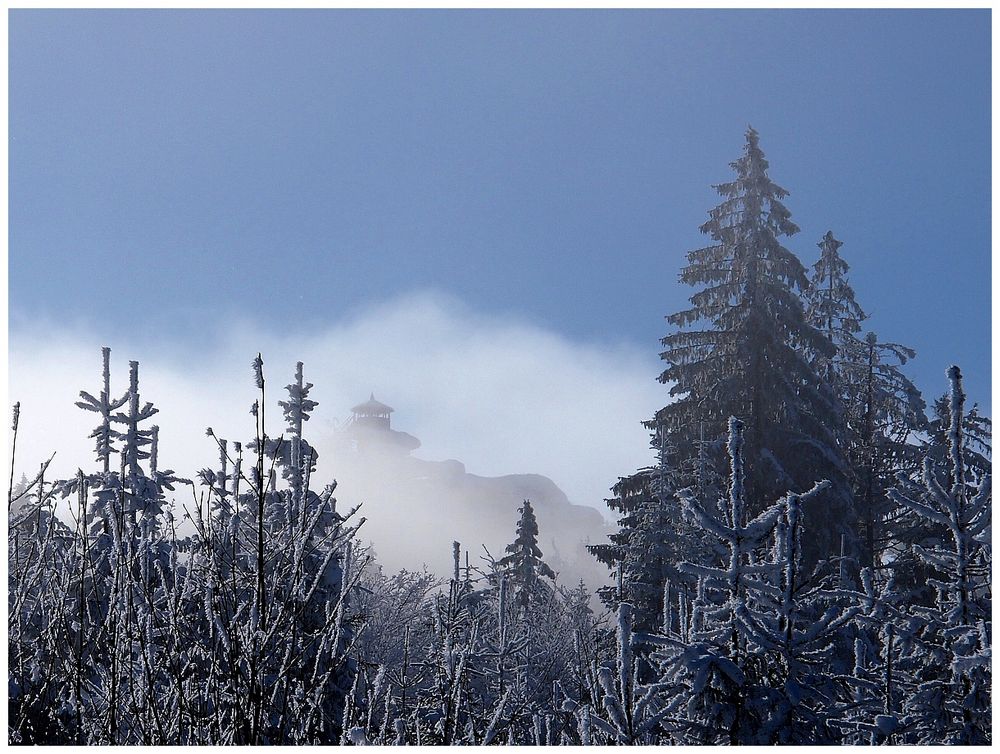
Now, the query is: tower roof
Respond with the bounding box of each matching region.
[351,393,394,416]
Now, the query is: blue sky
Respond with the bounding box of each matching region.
[10,9,991,415]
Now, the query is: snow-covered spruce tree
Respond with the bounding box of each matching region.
[651,417,781,743]
[486,509,595,739]
[10,349,187,744]
[887,365,991,744]
[191,356,362,744]
[61,349,183,538]
[804,234,927,568]
[588,469,670,629]
[887,383,991,607]
[589,426,709,633]
[650,417,845,744]
[736,488,864,744]
[804,231,867,388]
[255,360,321,497]
[580,602,674,744]
[804,236,925,566]
[656,128,852,568]
[923,387,992,479]
[835,566,914,745]
[497,499,556,609]
[74,347,129,475]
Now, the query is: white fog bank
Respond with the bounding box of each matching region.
[9,291,665,581]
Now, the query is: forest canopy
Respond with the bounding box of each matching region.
[8,130,991,745]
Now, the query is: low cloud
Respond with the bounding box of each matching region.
[10,291,664,575]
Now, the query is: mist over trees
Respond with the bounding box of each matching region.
[8,129,990,745]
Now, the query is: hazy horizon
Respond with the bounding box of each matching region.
[9,290,664,522]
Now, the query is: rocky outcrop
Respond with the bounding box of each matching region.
[323,406,612,590]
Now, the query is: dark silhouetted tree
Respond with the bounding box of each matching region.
[498,500,556,608]
[655,127,852,567]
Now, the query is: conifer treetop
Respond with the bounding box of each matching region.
[497,499,556,608]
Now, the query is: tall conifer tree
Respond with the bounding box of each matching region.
[656,128,851,565]
[803,232,926,567]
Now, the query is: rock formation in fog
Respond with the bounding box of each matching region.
[323,394,613,590]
